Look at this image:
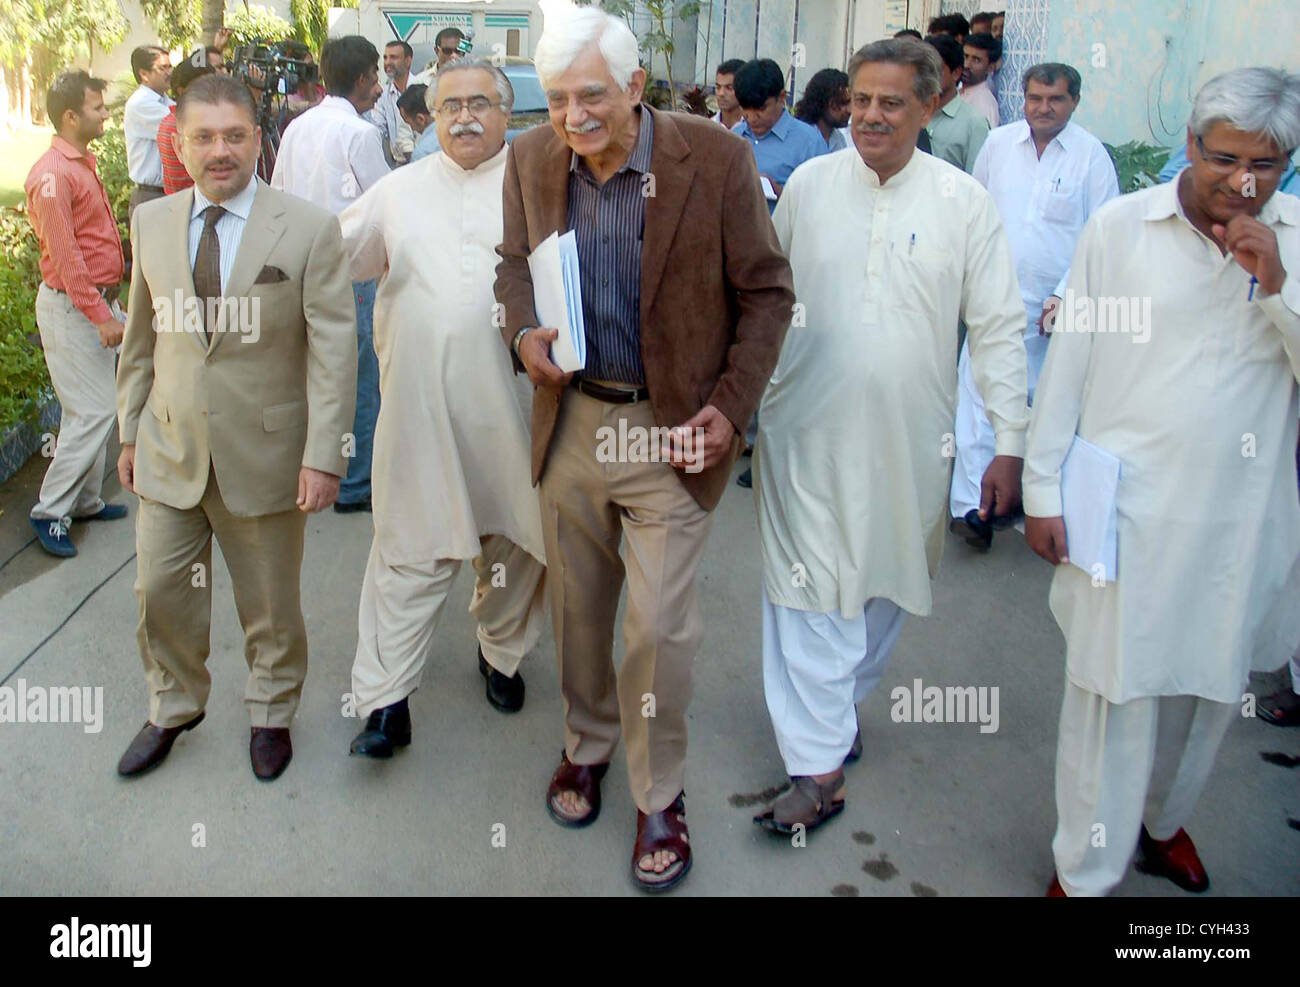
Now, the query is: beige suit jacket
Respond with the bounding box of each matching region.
[117,180,357,517]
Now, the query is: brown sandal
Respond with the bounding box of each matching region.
[631,792,692,892]
[545,751,609,828]
[754,771,846,835]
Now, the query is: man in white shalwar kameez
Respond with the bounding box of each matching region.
[1025,67,1300,896]
[753,38,1029,833]
[949,62,1118,548]
[339,60,546,757]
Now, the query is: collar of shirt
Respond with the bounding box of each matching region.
[1148,173,1300,231]
[737,108,794,142]
[319,95,365,118]
[852,142,924,189]
[1011,118,1079,154]
[570,106,654,181]
[132,84,173,108]
[937,95,963,120]
[192,174,258,222]
[440,141,508,177]
[51,134,96,168]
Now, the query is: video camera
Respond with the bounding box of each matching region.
[232,39,318,94]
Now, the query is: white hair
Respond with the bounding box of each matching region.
[534,0,640,90]
[429,58,515,113]
[1190,67,1300,154]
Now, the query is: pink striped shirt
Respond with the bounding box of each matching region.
[25,135,124,324]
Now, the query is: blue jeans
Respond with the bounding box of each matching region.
[340,278,379,504]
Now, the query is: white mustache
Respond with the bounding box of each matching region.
[449,121,485,136]
[566,120,601,134]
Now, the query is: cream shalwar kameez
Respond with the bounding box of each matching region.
[339,147,546,717]
[1024,177,1300,895]
[756,147,1029,774]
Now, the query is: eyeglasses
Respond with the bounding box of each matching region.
[1195,136,1284,177]
[435,96,502,118]
[439,46,461,56]
[183,130,253,148]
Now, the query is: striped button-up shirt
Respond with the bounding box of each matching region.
[188,176,257,292]
[566,107,653,385]
[24,136,125,324]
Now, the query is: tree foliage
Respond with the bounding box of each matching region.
[138,0,201,51]
[224,2,292,46]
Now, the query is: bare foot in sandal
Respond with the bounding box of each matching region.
[755,769,847,834]
[545,752,609,828]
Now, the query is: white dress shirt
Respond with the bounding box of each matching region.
[188,176,257,292]
[757,148,1029,618]
[973,119,1120,328]
[270,95,391,215]
[124,85,174,186]
[1024,180,1300,703]
[368,76,415,164]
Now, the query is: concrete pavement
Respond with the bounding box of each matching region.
[0,442,1296,896]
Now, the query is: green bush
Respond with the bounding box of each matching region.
[92,123,132,235]
[1105,140,1172,193]
[0,207,49,433]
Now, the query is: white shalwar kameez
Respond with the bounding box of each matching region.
[756,147,1029,774]
[339,146,546,716]
[1024,177,1300,895]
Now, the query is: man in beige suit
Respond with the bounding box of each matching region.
[114,74,357,782]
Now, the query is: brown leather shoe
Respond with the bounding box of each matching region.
[1137,826,1209,892]
[117,712,205,777]
[250,727,293,781]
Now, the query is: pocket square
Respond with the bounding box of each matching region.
[254,265,290,284]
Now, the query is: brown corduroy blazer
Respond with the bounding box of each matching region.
[494,105,795,511]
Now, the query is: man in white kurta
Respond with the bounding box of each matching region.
[339,61,546,755]
[950,64,1119,541]
[1024,67,1300,896]
[754,38,1029,830]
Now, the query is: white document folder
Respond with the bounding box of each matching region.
[527,230,587,373]
[1060,434,1121,583]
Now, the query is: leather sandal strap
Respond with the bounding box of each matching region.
[635,793,690,860]
[547,752,609,806]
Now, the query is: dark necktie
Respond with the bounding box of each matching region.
[193,204,226,340]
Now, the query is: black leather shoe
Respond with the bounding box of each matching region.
[250,727,293,781]
[117,712,205,776]
[950,508,994,549]
[479,649,524,713]
[349,699,412,758]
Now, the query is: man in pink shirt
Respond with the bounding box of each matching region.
[24,70,128,557]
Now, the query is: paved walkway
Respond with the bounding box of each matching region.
[1,440,1295,896]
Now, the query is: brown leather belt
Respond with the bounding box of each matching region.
[572,377,649,404]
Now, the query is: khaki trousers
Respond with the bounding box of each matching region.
[350,534,546,716]
[134,467,308,728]
[31,283,117,522]
[539,387,713,814]
[1052,681,1237,896]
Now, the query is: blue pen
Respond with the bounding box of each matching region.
[909,233,916,255]
[1054,177,1061,191]
[1248,275,1258,301]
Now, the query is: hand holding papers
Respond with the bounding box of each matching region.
[1060,435,1121,583]
[527,230,587,373]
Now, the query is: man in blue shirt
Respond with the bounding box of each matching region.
[733,58,828,214]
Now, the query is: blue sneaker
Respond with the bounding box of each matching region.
[30,515,76,557]
[76,503,128,522]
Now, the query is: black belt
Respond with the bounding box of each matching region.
[572,377,649,404]
[47,283,118,301]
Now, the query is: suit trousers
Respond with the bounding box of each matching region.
[539,387,713,814]
[134,466,308,728]
[1052,680,1236,896]
[350,533,546,717]
[31,283,117,522]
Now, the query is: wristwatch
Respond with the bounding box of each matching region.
[511,325,535,358]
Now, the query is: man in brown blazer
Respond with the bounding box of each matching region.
[495,5,794,891]
[115,74,357,781]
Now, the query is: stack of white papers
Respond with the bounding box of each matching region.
[1060,434,1121,583]
[527,230,587,372]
